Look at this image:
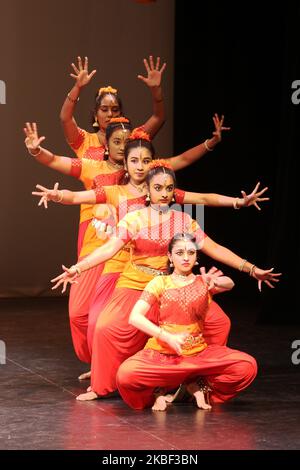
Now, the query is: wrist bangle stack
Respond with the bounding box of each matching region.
[239,259,248,272]
[204,139,214,151]
[249,264,256,277]
[67,93,80,103]
[28,147,42,157]
[233,198,241,210]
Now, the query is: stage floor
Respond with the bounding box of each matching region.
[0,296,299,450]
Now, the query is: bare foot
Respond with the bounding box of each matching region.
[164,384,188,403]
[76,391,98,401]
[78,370,91,381]
[86,385,92,392]
[186,382,212,410]
[152,395,169,411]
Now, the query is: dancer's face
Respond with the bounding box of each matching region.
[148,172,175,206]
[169,239,197,275]
[107,129,131,164]
[96,95,121,131]
[126,147,153,185]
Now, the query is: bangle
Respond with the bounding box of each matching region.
[204,139,214,151]
[70,265,81,277]
[239,259,248,272]
[233,198,241,210]
[67,93,79,103]
[249,264,256,277]
[54,190,63,203]
[157,327,164,341]
[28,146,42,157]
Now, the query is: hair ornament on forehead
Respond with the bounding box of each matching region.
[128,127,151,142]
[98,86,118,96]
[148,159,173,171]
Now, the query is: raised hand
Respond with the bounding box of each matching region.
[32,183,61,209]
[51,265,79,293]
[24,122,45,153]
[70,56,97,88]
[251,267,282,292]
[137,55,166,88]
[200,266,223,290]
[240,182,270,210]
[211,113,231,144]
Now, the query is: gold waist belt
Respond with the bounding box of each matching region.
[132,262,166,277]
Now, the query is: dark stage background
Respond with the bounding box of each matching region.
[174,2,299,323]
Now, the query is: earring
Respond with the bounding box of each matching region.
[104,147,109,158]
[93,119,99,128]
[125,171,129,179]
[195,261,199,265]
[169,261,173,267]
[171,196,176,203]
[145,193,150,203]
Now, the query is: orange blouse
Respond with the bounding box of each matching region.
[141,275,210,356]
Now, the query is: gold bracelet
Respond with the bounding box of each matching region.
[239,259,248,272]
[67,93,79,103]
[233,198,241,210]
[54,190,63,203]
[249,264,256,277]
[28,147,42,157]
[156,327,163,341]
[204,139,214,151]
[70,265,81,277]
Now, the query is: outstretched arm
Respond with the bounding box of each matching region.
[24,122,72,175]
[51,236,125,293]
[167,114,230,171]
[138,55,167,139]
[60,56,97,145]
[201,236,282,291]
[32,183,96,209]
[182,182,269,210]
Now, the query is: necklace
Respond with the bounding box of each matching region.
[106,159,124,171]
[129,181,147,193]
[171,272,195,282]
[150,203,170,214]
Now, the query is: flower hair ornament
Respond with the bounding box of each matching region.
[109,117,130,124]
[128,127,151,142]
[148,159,173,171]
[98,85,118,96]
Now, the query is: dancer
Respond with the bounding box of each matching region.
[60,55,166,159]
[117,233,257,411]
[50,161,280,400]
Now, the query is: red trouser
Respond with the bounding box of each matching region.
[116,345,257,410]
[69,259,104,363]
[91,288,231,396]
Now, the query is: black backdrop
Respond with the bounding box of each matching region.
[174,2,299,323]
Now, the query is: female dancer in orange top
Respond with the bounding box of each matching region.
[51,161,280,401]
[59,55,166,160]
[117,233,257,411]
